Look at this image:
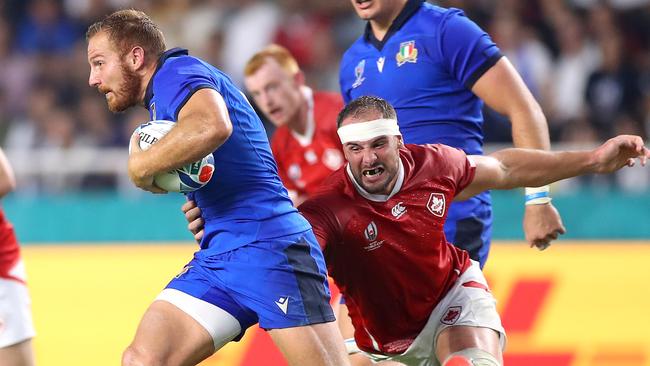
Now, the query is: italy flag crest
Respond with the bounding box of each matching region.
[396,40,418,66]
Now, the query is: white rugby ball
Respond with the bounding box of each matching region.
[129,120,215,193]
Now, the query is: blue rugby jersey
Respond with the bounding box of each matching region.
[340,0,502,155]
[144,48,310,256]
[339,1,503,266]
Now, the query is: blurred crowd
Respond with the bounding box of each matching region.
[0,0,648,193]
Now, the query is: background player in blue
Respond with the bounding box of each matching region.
[87,10,349,366]
[340,0,566,266]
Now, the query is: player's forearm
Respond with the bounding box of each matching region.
[490,148,596,189]
[510,106,551,151]
[474,58,551,151]
[138,122,228,177]
[136,89,233,177]
[0,150,16,197]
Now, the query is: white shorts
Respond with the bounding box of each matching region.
[0,260,36,348]
[363,260,506,366]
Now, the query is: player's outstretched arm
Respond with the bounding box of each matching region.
[456,135,650,201]
[128,89,233,191]
[473,56,565,250]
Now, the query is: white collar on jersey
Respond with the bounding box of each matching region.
[346,158,405,202]
[290,86,315,147]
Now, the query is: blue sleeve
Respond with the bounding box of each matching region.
[339,55,353,105]
[154,60,219,120]
[437,9,502,89]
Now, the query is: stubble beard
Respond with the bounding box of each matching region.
[107,63,142,113]
[354,166,390,195]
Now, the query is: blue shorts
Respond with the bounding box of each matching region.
[444,193,493,268]
[165,229,335,339]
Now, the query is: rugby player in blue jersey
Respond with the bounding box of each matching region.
[340,0,565,264]
[87,10,349,366]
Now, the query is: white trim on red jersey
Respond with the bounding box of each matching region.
[345,159,405,202]
[290,86,316,147]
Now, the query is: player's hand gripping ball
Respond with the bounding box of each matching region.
[129,120,215,193]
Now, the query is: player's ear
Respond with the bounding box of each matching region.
[293,70,306,87]
[128,46,146,70]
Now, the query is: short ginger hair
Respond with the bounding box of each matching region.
[244,44,300,77]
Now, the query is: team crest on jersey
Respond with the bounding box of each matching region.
[396,40,418,67]
[427,192,446,217]
[149,102,157,120]
[441,306,462,325]
[352,60,366,88]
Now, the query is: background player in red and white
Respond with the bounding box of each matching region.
[298,96,649,366]
[243,44,344,206]
[0,148,36,366]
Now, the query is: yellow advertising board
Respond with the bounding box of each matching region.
[22,242,650,366]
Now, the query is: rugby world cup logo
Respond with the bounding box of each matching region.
[352,60,366,88]
[364,221,378,241]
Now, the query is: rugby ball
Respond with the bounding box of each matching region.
[129,120,215,193]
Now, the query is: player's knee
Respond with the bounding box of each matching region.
[122,345,161,366]
[442,348,501,366]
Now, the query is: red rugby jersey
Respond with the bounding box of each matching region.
[300,144,475,354]
[270,89,344,199]
[0,209,21,282]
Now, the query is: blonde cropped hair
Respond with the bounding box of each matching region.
[86,9,165,64]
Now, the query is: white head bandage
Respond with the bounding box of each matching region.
[337,118,401,144]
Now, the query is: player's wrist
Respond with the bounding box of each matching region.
[525,185,551,205]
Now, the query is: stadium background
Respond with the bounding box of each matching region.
[1,0,649,365]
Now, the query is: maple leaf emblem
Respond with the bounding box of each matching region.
[427,193,446,217]
[441,306,462,325]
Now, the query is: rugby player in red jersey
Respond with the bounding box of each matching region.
[244,44,344,206]
[0,148,35,366]
[186,96,648,365]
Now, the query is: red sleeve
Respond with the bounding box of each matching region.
[298,198,339,251]
[436,144,476,195]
